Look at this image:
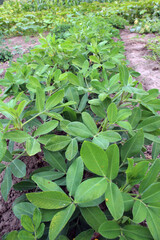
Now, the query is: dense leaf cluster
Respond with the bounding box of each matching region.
[0,47,12,62]
[0,0,159,36]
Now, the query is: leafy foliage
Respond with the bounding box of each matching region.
[0,47,12,62]
[1,0,160,239]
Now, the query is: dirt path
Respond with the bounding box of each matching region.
[120,28,160,91]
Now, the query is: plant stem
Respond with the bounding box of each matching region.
[22,111,45,127]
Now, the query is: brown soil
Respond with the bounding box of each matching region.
[0,29,160,238]
[0,154,47,238]
[120,28,160,91]
[0,34,43,78]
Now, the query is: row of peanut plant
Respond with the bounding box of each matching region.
[0,0,159,36]
[0,4,160,240]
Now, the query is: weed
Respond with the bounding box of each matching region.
[0,47,12,62]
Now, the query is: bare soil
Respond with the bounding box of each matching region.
[0,29,160,238]
[120,28,160,91]
[0,35,41,78]
[0,155,47,238]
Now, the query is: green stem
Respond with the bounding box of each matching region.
[102,118,108,132]
[14,150,26,161]
[22,111,45,127]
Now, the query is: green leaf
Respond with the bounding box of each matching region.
[122,192,134,212]
[99,130,121,142]
[137,116,160,132]
[37,134,53,145]
[128,107,141,129]
[139,159,160,193]
[80,141,108,176]
[90,104,106,118]
[21,215,34,232]
[141,89,159,102]
[75,229,94,240]
[46,89,64,110]
[33,208,42,230]
[99,220,121,239]
[132,200,147,223]
[92,135,109,150]
[57,236,69,240]
[121,130,144,161]
[144,99,160,111]
[75,177,107,206]
[27,191,72,209]
[67,122,93,138]
[13,180,36,191]
[123,86,147,95]
[63,106,77,121]
[36,223,45,239]
[18,231,34,240]
[106,144,119,180]
[152,142,160,159]
[80,206,107,232]
[65,138,78,161]
[117,109,132,121]
[26,138,41,156]
[1,167,12,201]
[41,209,59,222]
[82,112,98,135]
[0,163,6,173]
[105,182,124,220]
[45,135,71,151]
[10,159,26,178]
[66,157,84,196]
[78,93,88,112]
[3,130,30,143]
[144,133,160,143]
[2,150,12,162]
[126,160,149,185]
[119,236,128,240]
[0,132,7,161]
[67,72,81,86]
[45,112,63,121]
[49,204,75,240]
[13,202,36,219]
[89,99,101,106]
[34,120,58,137]
[32,170,65,181]
[119,64,129,86]
[117,121,132,132]
[32,175,63,192]
[107,103,118,123]
[103,62,115,69]
[44,149,66,172]
[65,87,79,109]
[91,80,103,91]
[27,76,41,91]
[123,225,152,240]
[6,231,18,240]
[36,87,45,112]
[89,55,100,64]
[142,183,160,204]
[146,208,160,240]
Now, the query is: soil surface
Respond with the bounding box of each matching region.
[0,29,160,238]
[0,34,42,78]
[0,154,47,238]
[120,28,160,91]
